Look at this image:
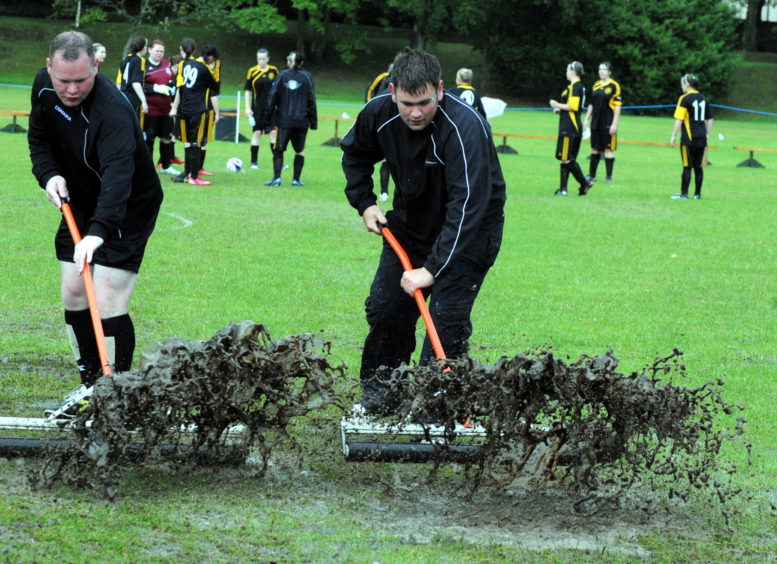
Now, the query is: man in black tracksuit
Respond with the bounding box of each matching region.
[264,51,317,186]
[28,31,163,412]
[342,48,506,415]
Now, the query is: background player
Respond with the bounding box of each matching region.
[170,37,219,186]
[116,36,149,128]
[549,61,592,196]
[670,74,714,200]
[583,61,622,183]
[244,48,279,169]
[143,39,179,175]
[448,67,486,118]
[264,51,317,187]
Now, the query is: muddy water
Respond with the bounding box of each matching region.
[31,323,748,513]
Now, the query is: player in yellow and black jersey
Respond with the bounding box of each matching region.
[169,37,219,185]
[198,45,221,177]
[583,62,622,183]
[364,65,393,201]
[549,61,592,196]
[448,68,486,118]
[244,48,279,169]
[669,74,714,200]
[116,36,149,127]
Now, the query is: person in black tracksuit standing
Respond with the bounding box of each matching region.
[342,48,506,416]
[264,51,317,187]
[28,31,163,413]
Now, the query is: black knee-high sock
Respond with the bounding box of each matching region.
[64,309,101,386]
[605,157,615,178]
[693,166,703,196]
[681,167,692,195]
[101,314,135,373]
[560,162,570,189]
[186,146,200,178]
[380,161,389,194]
[569,160,588,186]
[293,154,304,181]
[250,145,259,164]
[273,151,283,178]
[159,141,172,168]
[589,153,601,178]
[200,148,207,171]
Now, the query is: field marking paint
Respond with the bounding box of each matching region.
[159,211,193,231]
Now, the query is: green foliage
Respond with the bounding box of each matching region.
[472,0,740,107]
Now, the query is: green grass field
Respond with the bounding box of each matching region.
[1,16,776,563]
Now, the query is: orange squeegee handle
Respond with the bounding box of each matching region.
[380,226,447,362]
[61,202,113,376]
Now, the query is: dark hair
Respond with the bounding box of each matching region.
[180,37,196,57]
[599,61,612,72]
[169,54,182,68]
[202,44,219,60]
[568,60,584,78]
[390,48,441,95]
[257,48,269,57]
[49,31,94,62]
[149,39,165,49]
[682,73,700,89]
[129,36,148,54]
[287,51,304,69]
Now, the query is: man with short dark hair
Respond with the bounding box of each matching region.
[341,48,506,415]
[29,31,163,415]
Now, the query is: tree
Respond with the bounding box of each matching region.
[468,0,740,107]
[742,0,766,51]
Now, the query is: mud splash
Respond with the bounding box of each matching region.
[380,348,750,517]
[30,322,343,499]
[30,323,748,516]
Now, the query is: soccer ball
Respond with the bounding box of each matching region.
[226,157,243,172]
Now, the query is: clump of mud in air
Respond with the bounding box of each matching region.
[30,322,343,499]
[380,349,750,519]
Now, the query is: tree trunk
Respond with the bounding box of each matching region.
[411,22,426,51]
[742,0,764,52]
[296,8,306,54]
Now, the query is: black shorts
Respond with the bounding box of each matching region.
[274,127,308,154]
[680,145,706,168]
[54,211,159,273]
[251,106,273,132]
[591,128,617,152]
[144,114,174,141]
[205,109,216,144]
[176,113,207,146]
[555,135,582,161]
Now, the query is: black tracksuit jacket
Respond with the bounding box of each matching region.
[266,68,318,130]
[28,70,163,242]
[342,91,506,279]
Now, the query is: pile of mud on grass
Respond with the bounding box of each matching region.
[376,349,749,515]
[30,321,344,499]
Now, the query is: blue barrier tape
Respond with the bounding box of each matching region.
[3,82,776,116]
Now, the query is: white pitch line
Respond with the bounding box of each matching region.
[159,211,194,231]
